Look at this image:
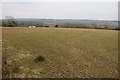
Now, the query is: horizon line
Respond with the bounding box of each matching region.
[1,17,118,21]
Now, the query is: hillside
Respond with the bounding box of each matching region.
[3,27,118,78]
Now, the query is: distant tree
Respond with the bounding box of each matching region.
[105,26,108,29]
[115,27,120,30]
[45,26,49,27]
[39,22,44,27]
[2,16,18,27]
[94,26,97,28]
[55,25,58,28]
[35,24,38,27]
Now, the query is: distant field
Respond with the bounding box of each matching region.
[2,27,118,78]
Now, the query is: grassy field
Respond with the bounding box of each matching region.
[2,27,118,78]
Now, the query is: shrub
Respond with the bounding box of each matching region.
[55,25,58,28]
[34,56,45,63]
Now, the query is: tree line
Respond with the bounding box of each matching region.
[1,16,120,30]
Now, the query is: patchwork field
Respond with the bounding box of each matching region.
[2,27,118,78]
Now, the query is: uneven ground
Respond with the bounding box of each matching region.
[2,27,118,78]
[0,27,2,79]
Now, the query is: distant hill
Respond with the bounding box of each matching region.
[14,18,118,27]
[1,18,118,29]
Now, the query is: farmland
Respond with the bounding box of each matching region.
[2,27,118,78]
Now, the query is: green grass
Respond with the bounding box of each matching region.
[2,27,118,78]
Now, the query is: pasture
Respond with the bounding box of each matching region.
[2,27,118,78]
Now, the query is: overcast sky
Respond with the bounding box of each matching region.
[2,2,118,20]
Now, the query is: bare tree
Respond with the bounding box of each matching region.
[2,16,18,27]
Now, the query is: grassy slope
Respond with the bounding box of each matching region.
[0,28,1,79]
[2,27,118,78]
